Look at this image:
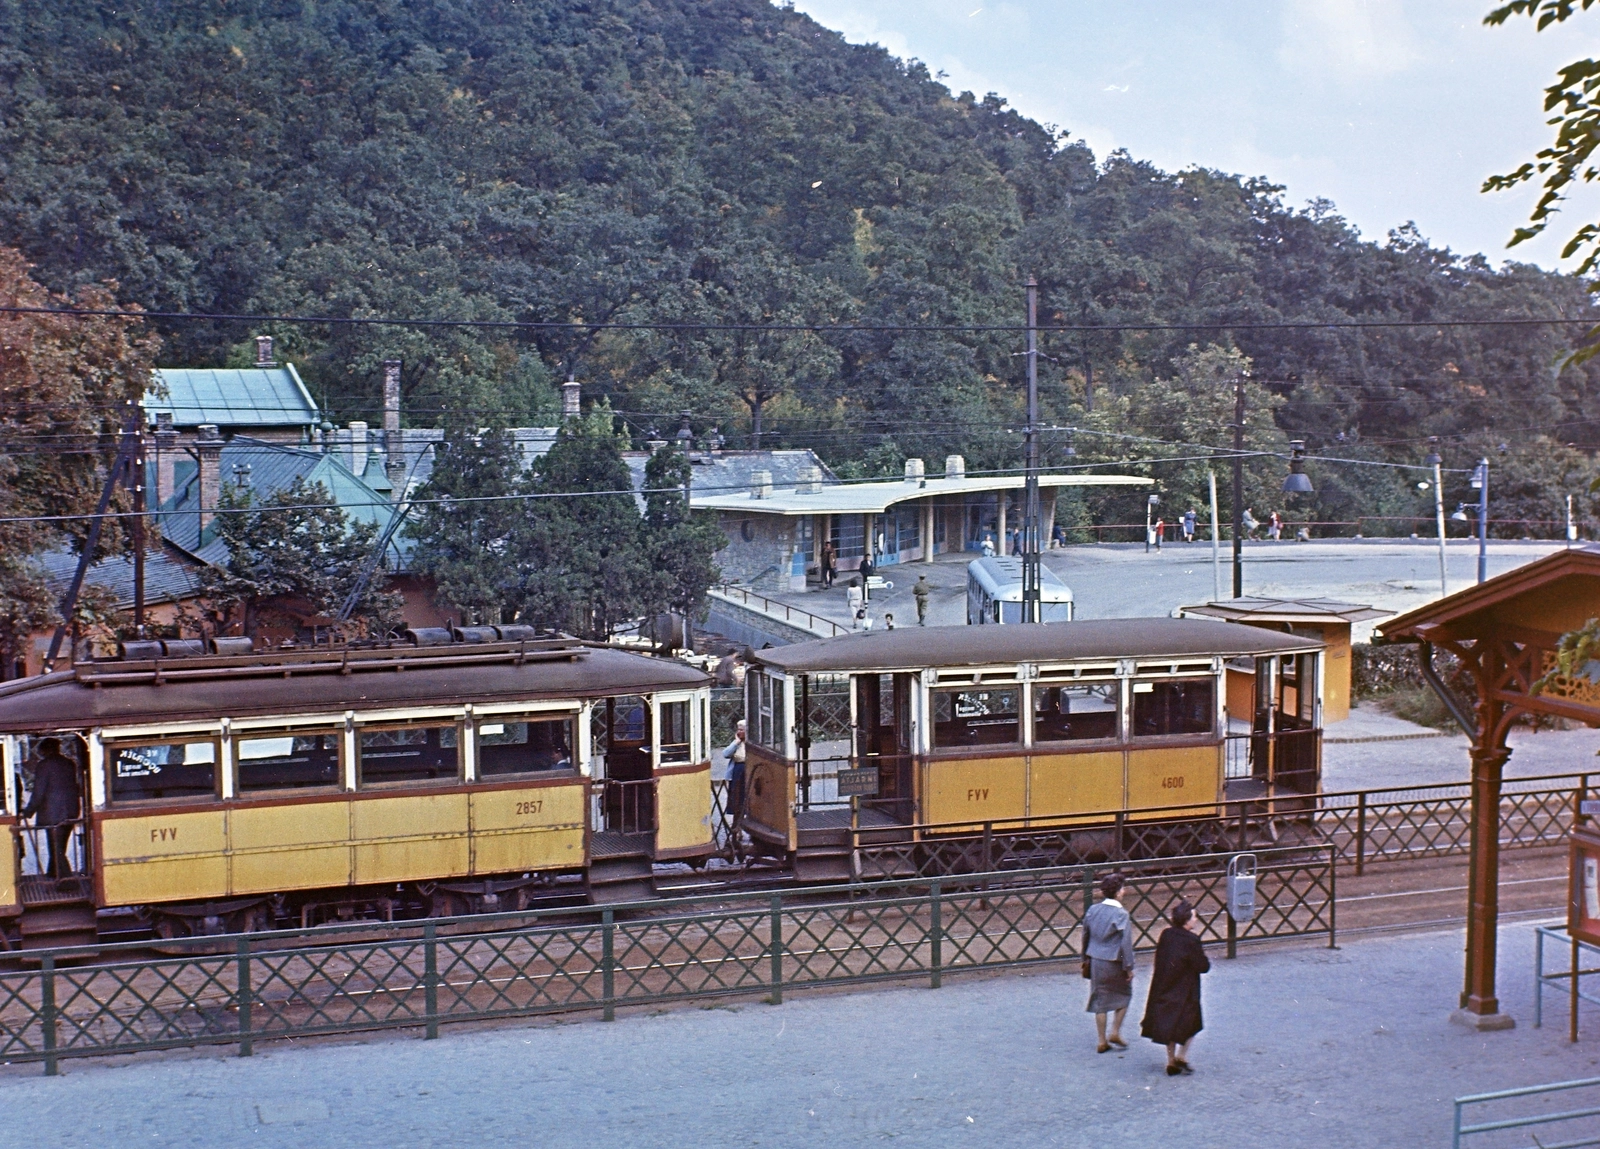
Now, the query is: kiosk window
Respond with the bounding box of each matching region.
[1034,684,1119,742]
[236,731,342,792]
[108,739,217,802]
[1131,680,1215,738]
[358,725,460,786]
[932,688,1020,747]
[478,717,575,776]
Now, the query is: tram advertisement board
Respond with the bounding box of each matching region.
[1569,822,1600,946]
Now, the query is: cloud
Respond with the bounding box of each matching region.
[1280,0,1417,77]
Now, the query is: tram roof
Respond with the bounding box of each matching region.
[750,619,1323,674]
[0,644,708,732]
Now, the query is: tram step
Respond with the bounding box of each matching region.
[792,851,852,883]
[587,855,658,905]
[18,903,99,955]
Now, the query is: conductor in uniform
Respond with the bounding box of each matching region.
[23,738,81,879]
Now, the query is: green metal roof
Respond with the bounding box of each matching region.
[144,365,320,429]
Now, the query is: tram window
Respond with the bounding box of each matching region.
[748,673,786,750]
[236,731,342,792]
[107,739,218,803]
[357,725,461,786]
[658,701,693,765]
[932,687,1020,748]
[1034,684,1119,742]
[1131,679,1215,738]
[478,717,575,776]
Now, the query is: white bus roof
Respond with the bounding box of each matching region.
[968,557,1072,602]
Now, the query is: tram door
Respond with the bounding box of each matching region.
[854,674,913,819]
[599,696,656,835]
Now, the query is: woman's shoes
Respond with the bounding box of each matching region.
[1107,1036,1127,1050]
[1097,1043,1111,1054]
[1166,1064,1182,1076]
[1176,1060,1193,1075]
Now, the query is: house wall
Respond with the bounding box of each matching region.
[714,510,796,591]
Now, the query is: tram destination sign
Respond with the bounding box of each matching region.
[837,768,880,797]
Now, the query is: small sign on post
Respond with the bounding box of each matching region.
[837,768,880,798]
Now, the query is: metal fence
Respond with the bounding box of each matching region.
[0,846,1331,1075]
[1452,1077,1600,1149]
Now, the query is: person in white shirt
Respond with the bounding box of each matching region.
[723,720,748,846]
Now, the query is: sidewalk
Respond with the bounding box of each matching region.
[2,920,1590,1148]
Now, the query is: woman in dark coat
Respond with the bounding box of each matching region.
[1140,899,1210,1075]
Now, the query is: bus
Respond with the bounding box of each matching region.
[966,556,1074,624]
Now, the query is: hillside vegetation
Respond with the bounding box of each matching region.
[3,0,1598,530]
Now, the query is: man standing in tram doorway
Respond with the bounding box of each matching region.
[913,574,931,626]
[23,738,81,879]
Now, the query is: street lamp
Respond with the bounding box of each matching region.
[1470,458,1489,584]
[1281,440,1314,494]
[1145,494,1160,553]
[1424,437,1446,598]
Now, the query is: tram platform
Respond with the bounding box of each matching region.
[6,918,1593,1148]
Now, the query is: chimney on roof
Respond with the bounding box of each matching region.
[345,421,369,478]
[904,457,925,485]
[382,359,404,490]
[561,376,582,420]
[797,465,823,494]
[196,424,224,530]
[944,454,966,481]
[153,411,178,509]
[750,469,772,500]
[255,335,276,368]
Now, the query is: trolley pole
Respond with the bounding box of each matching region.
[1021,276,1042,623]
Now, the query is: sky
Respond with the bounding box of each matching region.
[787,0,1600,270]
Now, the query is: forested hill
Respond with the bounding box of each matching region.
[3,0,1598,529]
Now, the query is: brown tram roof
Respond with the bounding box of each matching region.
[750,619,1323,674]
[0,643,708,732]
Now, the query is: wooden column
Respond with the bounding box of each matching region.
[1456,639,1516,1029]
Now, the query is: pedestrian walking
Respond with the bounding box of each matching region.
[912,574,931,626]
[1140,899,1211,1075]
[23,738,81,879]
[854,605,873,631]
[1153,517,1164,550]
[820,540,837,588]
[1182,509,1196,543]
[1268,510,1283,541]
[1241,507,1259,539]
[981,533,996,557]
[1082,872,1135,1053]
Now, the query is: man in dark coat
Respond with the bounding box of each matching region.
[22,738,81,879]
[1140,899,1210,1075]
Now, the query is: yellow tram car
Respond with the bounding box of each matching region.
[737,619,1325,879]
[0,630,714,947]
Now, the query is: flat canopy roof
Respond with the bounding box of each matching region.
[692,473,1151,517]
[0,645,708,733]
[751,619,1322,674]
[1181,597,1390,625]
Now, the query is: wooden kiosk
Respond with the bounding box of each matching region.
[1379,547,1600,1030]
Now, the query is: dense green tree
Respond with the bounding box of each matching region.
[639,442,727,634]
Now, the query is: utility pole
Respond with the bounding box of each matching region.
[1021,276,1042,624]
[130,416,147,635]
[1473,458,1489,584]
[1209,469,1222,602]
[1425,438,1446,599]
[1232,373,1245,598]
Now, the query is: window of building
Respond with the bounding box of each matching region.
[1034,684,1119,742]
[1131,679,1215,738]
[831,515,865,560]
[932,687,1020,748]
[235,730,342,793]
[657,700,693,765]
[107,739,218,803]
[896,506,920,554]
[477,717,575,777]
[357,725,460,786]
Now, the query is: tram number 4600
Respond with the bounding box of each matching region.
[1160,776,1185,790]
[515,800,544,816]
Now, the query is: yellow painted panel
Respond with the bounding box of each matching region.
[745,755,794,848]
[103,857,229,905]
[232,846,350,896]
[1126,745,1221,819]
[351,792,470,884]
[469,784,586,874]
[656,767,713,854]
[923,757,1026,830]
[100,808,227,863]
[0,825,17,911]
[1027,750,1124,826]
[231,799,349,851]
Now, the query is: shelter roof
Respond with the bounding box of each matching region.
[145,365,319,429]
[1377,547,1600,645]
[1180,597,1390,626]
[691,472,1150,517]
[751,619,1321,674]
[0,644,707,732]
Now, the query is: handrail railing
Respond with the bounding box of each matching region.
[1453,1077,1600,1148]
[711,583,846,637]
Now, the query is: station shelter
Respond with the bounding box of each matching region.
[1378,546,1600,1030]
[1179,598,1390,723]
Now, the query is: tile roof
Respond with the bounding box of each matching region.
[36,543,205,609]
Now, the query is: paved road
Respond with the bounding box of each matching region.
[791,538,1570,638]
[2,920,1594,1148]
[1323,721,1600,791]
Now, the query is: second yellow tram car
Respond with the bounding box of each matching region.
[738,619,1325,879]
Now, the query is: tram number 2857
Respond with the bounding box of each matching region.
[1159,776,1185,790]
[515,799,545,816]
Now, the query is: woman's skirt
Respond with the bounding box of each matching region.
[1086,958,1132,1013]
